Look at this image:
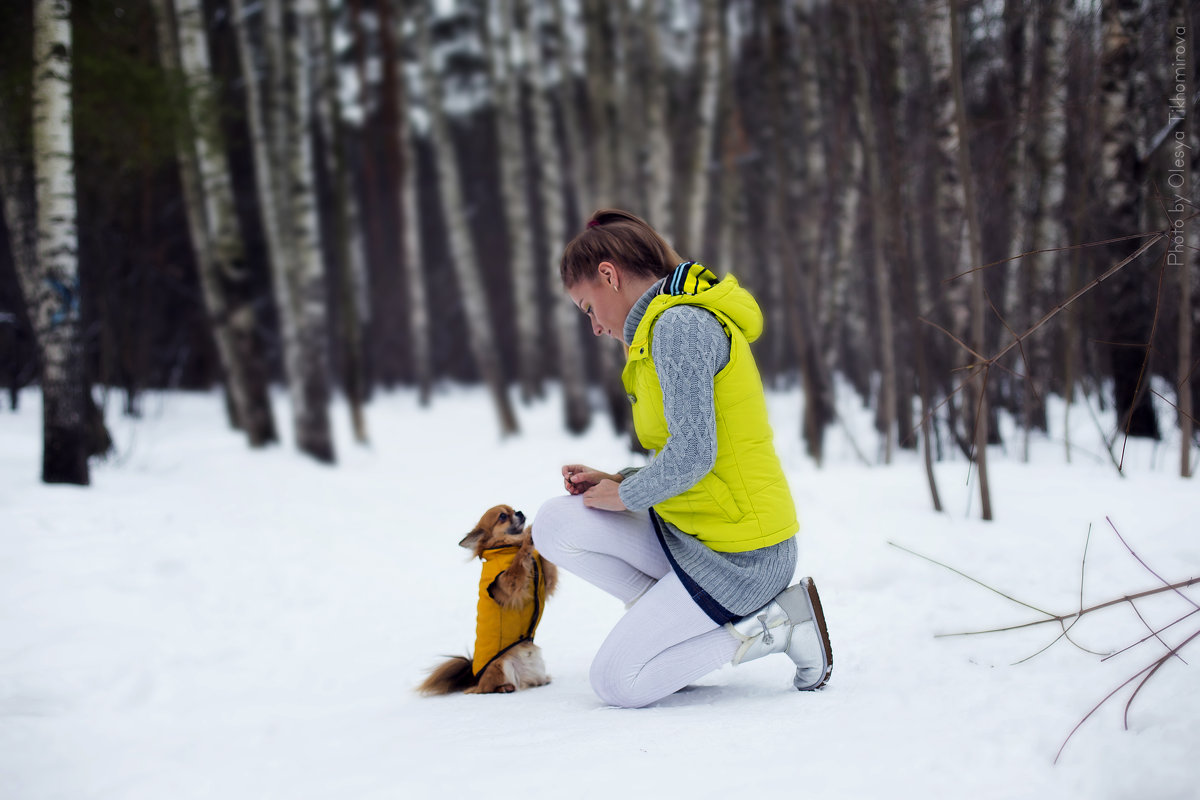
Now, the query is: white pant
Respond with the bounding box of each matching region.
[532,495,738,708]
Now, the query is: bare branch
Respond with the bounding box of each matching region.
[1107,517,1200,611]
[888,542,1056,618]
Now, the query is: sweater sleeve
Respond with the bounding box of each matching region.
[618,305,730,512]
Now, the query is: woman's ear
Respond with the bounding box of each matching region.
[598,260,619,291]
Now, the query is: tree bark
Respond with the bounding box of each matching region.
[389,0,432,405]
[171,0,277,447]
[317,0,369,444]
[682,0,721,257]
[949,0,993,519]
[417,0,518,435]
[489,0,540,403]
[1022,0,1069,451]
[285,0,337,462]
[1100,0,1158,440]
[30,0,88,484]
[640,0,672,237]
[850,4,897,464]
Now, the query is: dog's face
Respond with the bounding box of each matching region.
[459,504,529,557]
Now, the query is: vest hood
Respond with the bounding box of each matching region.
[629,263,763,358]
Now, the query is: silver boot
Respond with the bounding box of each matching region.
[725,577,833,691]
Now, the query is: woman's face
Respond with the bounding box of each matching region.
[567,262,629,341]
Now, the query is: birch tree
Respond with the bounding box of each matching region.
[488,0,540,402]
[154,0,276,447]
[1021,0,1069,453]
[417,0,518,435]
[640,0,672,237]
[582,0,635,437]
[0,0,95,482]
[927,0,977,461]
[317,0,369,444]
[229,0,337,461]
[1100,0,1157,441]
[29,0,88,484]
[284,0,337,462]
[387,0,433,404]
[949,0,993,519]
[399,121,432,404]
[518,0,590,432]
[681,0,721,257]
[849,4,897,464]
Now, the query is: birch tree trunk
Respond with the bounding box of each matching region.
[520,0,585,434]
[285,0,336,462]
[640,0,672,236]
[30,0,88,484]
[417,0,518,435]
[390,0,432,405]
[849,4,897,464]
[1021,0,1069,455]
[682,0,721,257]
[828,115,863,378]
[171,0,277,447]
[764,0,833,463]
[1100,0,1157,441]
[1001,0,1032,364]
[949,0,993,520]
[715,2,742,280]
[489,0,540,403]
[582,0,634,437]
[612,0,642,208]
[317,0,369,444]
[583,0,616,206]
[927,0,977,459]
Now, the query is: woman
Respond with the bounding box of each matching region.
[532,209,833,708]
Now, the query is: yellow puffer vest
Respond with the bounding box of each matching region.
[471,546,549,676]
[621,263,798,553]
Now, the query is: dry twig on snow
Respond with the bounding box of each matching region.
[890,522,1199,763]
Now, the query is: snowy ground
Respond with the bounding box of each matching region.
[1,384,1198,800]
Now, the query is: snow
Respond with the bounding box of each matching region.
[1,385,1197,800]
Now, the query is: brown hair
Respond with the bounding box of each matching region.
[559,209,683,287]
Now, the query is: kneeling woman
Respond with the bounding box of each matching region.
[533,209,833,709]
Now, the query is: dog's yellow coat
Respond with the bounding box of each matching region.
[471,545,550,676]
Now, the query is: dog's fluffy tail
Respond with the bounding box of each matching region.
[417,655,476,696]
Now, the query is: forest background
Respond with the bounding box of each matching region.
[0,0,1197,496]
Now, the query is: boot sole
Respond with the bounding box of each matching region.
[778,577,833,691]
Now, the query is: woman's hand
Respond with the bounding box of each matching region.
[562,465,627,511]
[562,464,622,496]
[581,478,627,512]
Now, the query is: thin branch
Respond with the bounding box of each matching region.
[1123,626,1200,729]
[1107,517,1199,611]
[888,542,1056,617]
[1102,607,1200,662]
[1053,657,1156,764]
[933,577,1200,638]
[1053,626,1200,764]
[941,229,1167,285]
[1152,389,1200,430]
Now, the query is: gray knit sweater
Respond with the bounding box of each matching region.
[616,280,797,624]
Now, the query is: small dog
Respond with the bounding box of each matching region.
[418,505,558,695]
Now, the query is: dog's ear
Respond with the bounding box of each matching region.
[459,528,485,550]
